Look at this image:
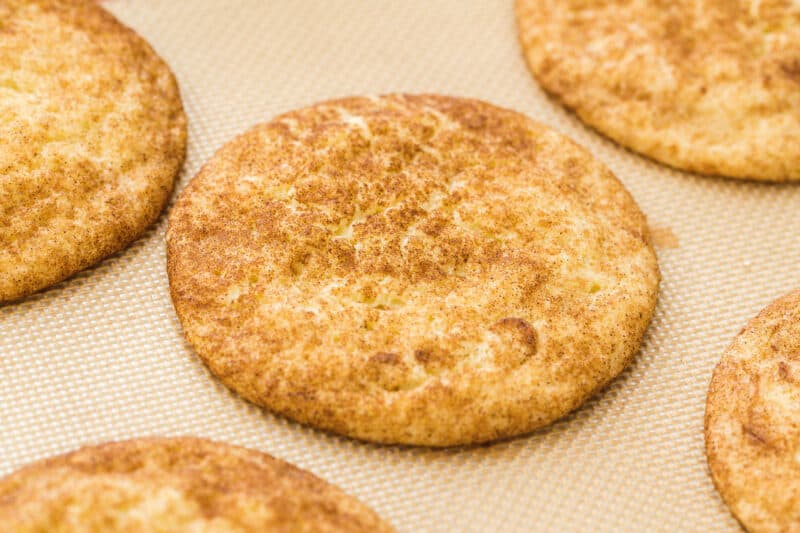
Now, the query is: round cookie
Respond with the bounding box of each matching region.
[0,437,393,532]
[705,290,800,532]
[0,0,187,302]
[166,94,660,446]
[515,0,800,181]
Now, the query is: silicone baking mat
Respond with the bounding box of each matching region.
[2,1,799,531]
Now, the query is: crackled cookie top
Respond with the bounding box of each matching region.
[516,0,800,181]
[167,94,659,446]
[0,0,186,301]
[706,290,800,532]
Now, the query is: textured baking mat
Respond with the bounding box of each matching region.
[2,1,799,531]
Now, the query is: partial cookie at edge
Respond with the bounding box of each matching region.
[516,0,800,181]
[705,290,800,532]
[0,0,187,302]
[0,437,394,532]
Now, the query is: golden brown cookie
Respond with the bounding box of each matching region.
[166,94,660,446]
[516,0,800,181]
[705,290,800,532]
[0,437,394,532]
[0,0,187,302]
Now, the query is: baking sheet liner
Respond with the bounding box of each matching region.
[2,1,799,531]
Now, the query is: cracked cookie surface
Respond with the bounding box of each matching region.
[0,437,393,532]
[516,0,800,181]
[166,94,659,446]
[705,290,800,532]
[0,0,187,302]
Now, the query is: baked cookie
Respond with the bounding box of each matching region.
[166,94,660,446]
[0,437,393,532]
[705,290,800,532]
[516,0,800,181]
[0,0,187,302]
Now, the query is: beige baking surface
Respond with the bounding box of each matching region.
[1,1,798,531]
